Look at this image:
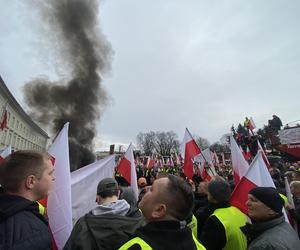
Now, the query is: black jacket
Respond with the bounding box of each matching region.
[63,205,144,250]
[0,194,52,250]
[199,202,230,250]
[126,220,199,250]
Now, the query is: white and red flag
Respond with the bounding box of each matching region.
[0,145,11,161]
[0,104,8,131]
[230,135,250,185]
[230,151,275,214]
[242,146,252,161]
[257,140,271,169]
[146,153,155,169]
[47,122,72,250]
[117,143,138,199]
[248,117,256,131]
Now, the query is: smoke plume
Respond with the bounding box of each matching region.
[23,0,113,171]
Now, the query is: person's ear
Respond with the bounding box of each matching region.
[151,203,167,219]
[25,175,36,190]
[96,195,101,204]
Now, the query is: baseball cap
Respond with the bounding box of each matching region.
[97,178,119,195]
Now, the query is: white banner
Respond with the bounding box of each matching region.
[71,155,115,224]
[279,127,300,144]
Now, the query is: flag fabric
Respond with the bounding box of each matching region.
[0,104,8,130]
[242,146,252,161]
[221,152,225,165]
[257,140,271,169]
[146,153,155,169]
[117,143,138,200]
[169,156,174,167]
[71,155,115,223]
[47,123,72,250]
[175,152,181,165]
[182,128,201,179]
[249,117,256,130]
[0,145,11,161]
[230,151,275,214]
[194,148,215,180]
[230,135,250,185]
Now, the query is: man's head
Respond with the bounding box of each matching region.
[247,187,284,222]
[138,174,194,222]
[96,177,120,204]
[290,181,300,199]
[292,171,300,181]
[207,179,231,204]
[0,150,54,201]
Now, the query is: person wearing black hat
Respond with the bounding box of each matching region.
[200,179,247,250]
[242,187,300,250]
[64,178,144,250]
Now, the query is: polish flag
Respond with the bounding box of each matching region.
[182,128,201,180]
[169,156,174,167]
[175,152,181,165]
[248,117,256,131]
[146,153,155,169]
[243,146,252,161]
[257,140,271,169]
[221,152,225,165]
[117,143,138,199]
[0,145,11,161]
[47,123,72,250]
[0,104,8,130]
[230,135,250,185]
[230,151,275,214]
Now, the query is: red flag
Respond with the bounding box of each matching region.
[230,135,250,185]
[117,143,138,199]
[182,128,201,179]
[146,153,155,169]
[0,105,8,130]
[230,151,275,214]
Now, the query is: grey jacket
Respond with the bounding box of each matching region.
[242,215,300,250]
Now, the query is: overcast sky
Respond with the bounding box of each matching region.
[1,0,300,151]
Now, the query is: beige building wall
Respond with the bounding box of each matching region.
[0,76,49,151]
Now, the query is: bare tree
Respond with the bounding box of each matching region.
[136,131,180,156]
[194,135,210,150]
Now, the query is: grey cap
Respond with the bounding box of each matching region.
[208,180,231,203]
[97,178,119,194]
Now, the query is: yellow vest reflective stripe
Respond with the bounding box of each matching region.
[187,215,198,239]
[279,193,288,207]
[37,202,46,216]
[119,235,206,250]
[212,206,247,250]
[118,237,153,250]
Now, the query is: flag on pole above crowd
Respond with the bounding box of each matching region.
[146,152,155,169]
[117,143,138,200]
[230,151,275,214]
[47,122,72,250]
[230,135,250,185]
[257,140,271,169]
[181,128,201,179]
[0,103,8,130]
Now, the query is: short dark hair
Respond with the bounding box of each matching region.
[208,180,231,203]
[163,174,194,221]
[0,150,51,192]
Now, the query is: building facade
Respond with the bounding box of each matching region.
[0,76,49,151]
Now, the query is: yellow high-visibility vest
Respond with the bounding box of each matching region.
[187,215,198,239]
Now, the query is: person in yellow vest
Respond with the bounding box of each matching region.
[119,174,206,250]
[200,180,247,250]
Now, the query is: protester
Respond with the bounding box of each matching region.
[242,187,300,249]
[64,177,144,250]
[290,181,300,238]
[0,150,54,250]
[200,179,247,250]
[119,174,205,249]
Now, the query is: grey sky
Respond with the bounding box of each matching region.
[1,0,300,150]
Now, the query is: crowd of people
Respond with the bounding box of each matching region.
[1,147,300,249]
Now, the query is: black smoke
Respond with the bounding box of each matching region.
[23,0,113,171]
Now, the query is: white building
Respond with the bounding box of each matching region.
[0,76,49,151]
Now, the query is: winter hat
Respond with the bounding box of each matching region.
[249,187,284,214]
[208,180,231,203]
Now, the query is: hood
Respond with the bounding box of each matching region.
[91,199,130,216]
[0,194,39,222]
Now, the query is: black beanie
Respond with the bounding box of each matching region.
[249,187,284,214]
